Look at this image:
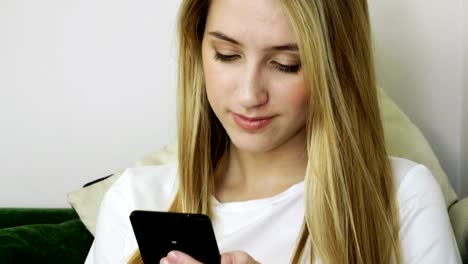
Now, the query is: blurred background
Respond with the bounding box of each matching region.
[0,0,466,207]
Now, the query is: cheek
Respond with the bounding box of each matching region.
[202,53,236,110]
[276,76,308,114]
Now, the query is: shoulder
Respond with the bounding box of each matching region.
[389,157,461,263]
[389,156,444,207]
[389,156,445,218]
[390,157,430,189]
[87,162,179,263]
[106,161,179,210]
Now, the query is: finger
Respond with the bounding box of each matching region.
[160,250,203,264]
[221,251,259,264]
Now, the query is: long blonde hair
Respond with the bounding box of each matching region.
[129,0,401,263]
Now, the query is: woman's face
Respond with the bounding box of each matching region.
[202,0,308,153]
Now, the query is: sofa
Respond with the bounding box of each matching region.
[1,89,467,263]
[0,208,92,264]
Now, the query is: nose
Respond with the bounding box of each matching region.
[237,64,268,109]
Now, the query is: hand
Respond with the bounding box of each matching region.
[160,250,259,264]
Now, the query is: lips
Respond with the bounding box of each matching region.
[232,113,274,132]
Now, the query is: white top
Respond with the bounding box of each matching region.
[84,157,462,264]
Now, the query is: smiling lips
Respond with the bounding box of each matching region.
[232,113,274,132]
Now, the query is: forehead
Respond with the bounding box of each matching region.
[205,0,297,45]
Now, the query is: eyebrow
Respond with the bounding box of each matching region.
[208,31,299,52]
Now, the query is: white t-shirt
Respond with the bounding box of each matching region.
[84,157,462,264]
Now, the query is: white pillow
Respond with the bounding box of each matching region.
[68,89,458,236]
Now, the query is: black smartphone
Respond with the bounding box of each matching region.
[129,210,221,264]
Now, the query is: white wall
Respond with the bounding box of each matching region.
[0,0,181,207]
[369,0,467,197]
[0,0,466,207]
[462,0,468,197]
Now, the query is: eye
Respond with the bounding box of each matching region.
[272,61,301,74]
[214,51,240,62]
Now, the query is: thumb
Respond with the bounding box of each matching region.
[221,251,259,264]
[161,251,203,264]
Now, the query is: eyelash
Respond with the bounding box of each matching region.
[214,52,301,74]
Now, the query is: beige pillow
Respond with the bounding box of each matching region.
[68,89,458,236]
[67,171,121,235]
[67,141,177,235]
[378,88,458,206]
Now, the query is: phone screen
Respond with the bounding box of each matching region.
[130,210,221,264]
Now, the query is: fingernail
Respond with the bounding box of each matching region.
[167,251,180,262]
[160,257,170,264]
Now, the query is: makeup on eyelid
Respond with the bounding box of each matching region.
[213,51,301,73]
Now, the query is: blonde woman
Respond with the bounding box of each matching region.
[85,0,461,263]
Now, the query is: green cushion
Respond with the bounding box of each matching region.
[0,219,93,264]
[0,208,78,229]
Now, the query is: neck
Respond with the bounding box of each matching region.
[215,128,307,202]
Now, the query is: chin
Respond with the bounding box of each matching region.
[228,134,278,153]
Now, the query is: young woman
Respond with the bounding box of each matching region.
[85,0,461,263]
